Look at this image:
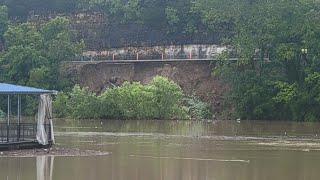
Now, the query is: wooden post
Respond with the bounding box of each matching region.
[136,53,139,60]
[112,54,115,61]
[189,50,192,59]
[161,52,164,60]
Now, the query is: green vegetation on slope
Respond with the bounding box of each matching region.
[87,0,203,34]
[53,76,207,120]
[0,0,206,35]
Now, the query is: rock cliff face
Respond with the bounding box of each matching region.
[62,61,226,117]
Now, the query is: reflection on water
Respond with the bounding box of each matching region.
[1,120,320,180]
[36,156,54,180]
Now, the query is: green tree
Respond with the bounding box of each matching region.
[40,17,84,89]
[195,0,320,121]
[0,17,83,89]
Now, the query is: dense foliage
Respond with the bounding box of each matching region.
[0,17,83,90]
[195,0,320,121]
[0,0,206,35]
[53,76,190,120]
[87,0,203,34]
[0,16,83,115]
[184,95,212,120]
[0,5,8,40]
[2,0,320,121]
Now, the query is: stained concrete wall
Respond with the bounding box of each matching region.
[80,44,227,61]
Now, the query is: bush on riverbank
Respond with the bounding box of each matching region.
[53,76,192,120]
[184,95,212,120]
[0,109,5,119]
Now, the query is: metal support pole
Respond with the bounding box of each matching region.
[17,95,21,140]
[7,95,10,142]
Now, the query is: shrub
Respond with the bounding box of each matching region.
[148,76,186,119]
[0,109,5,119]
[68,85,100,119]
[99,82,155,119]
[53,91,70,118]
[53,76,198,120]
[184,95,212,119]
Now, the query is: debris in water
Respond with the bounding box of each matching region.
[129,155,250,163]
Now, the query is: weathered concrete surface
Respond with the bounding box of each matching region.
[81,44,226,61]
[62,60,225,116]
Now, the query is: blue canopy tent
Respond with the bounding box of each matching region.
[0,83,56,150]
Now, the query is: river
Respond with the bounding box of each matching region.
[1,120,320,180]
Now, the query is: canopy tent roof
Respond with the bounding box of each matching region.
[0,83,55,147]
[0,83,56,95]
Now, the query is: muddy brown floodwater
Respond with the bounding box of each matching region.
[1,120,320,180]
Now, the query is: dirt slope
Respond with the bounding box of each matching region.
[68,61,226,117]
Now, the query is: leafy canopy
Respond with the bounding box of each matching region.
[195,0,320,121]
[0,17,84,90]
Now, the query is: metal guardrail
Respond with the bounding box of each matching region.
[0,123,51,143]
[70,58,230,63]
[70,58,270,63]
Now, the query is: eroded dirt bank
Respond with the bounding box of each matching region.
[62,61,226,117]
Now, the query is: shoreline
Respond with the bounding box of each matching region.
[0,147,110,157]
